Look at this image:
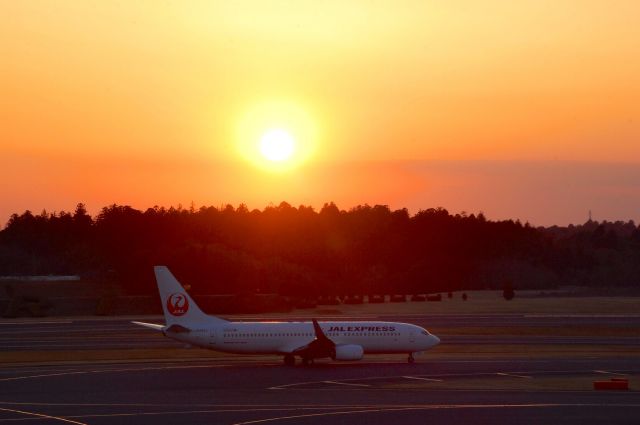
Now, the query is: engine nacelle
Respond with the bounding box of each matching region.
[332,344,364,361]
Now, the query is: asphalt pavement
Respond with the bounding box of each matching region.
[1,357,639,424]
[0,314,639,424]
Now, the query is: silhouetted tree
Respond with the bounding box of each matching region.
[1,202,639,295]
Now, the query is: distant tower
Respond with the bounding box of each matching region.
[588,210,592,222]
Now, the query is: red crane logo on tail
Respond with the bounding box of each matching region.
[167,293,189,316]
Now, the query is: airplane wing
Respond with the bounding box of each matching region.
[131,321,165,331]
[290,319,336,359]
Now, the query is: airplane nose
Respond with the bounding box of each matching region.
[430,335,440,347]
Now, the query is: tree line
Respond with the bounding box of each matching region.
[1,203,639,296]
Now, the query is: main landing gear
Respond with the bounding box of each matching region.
[283,355,316,366]
[284,354,295,366]
[407,353,415,364]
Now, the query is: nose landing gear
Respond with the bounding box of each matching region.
[408,353,415,364]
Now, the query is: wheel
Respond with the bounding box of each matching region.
[302,357,310,366]
[284,354,295,366]
[408,354,415,364]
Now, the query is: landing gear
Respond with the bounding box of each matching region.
[284,354,295,366]
[407,353,415,364]
[302,357,314,366]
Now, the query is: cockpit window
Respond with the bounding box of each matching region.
[421,330,430,336]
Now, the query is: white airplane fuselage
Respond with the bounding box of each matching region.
[166,320,439,355]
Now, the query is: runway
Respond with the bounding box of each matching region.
[1,358,639,424]
[1,314,639,424]
[2,314,640,351]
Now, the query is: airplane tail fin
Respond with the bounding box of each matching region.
[154,266,228,327]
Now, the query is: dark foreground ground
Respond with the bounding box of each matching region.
[0,314,638,424]
[1,357,639,425]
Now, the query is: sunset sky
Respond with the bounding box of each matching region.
[2,1,639,226]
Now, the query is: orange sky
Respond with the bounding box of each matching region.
[1,1,640,225]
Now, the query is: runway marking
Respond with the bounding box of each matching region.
[0,367,85,375]
[269,367,640,391]
[232,404,640,425]
[322,381,370,387]
[267,371,527,390]
[0,326,158,332]
[497,372,532,379]
[0,334,165,340]
[268,376,388,390]
[0,408,366,422]
[593,370,628,376]
[0,364,235,382]
[267,372,527,390]
[402,376,443,382]
[0,321,73,326]
[0,407,86,424]
[4,403,640,423]
[0,403,449,408]
[0,344,179,350]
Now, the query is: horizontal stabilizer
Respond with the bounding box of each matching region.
[131,321,165,331]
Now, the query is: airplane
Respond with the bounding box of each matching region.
[133,266,440,365]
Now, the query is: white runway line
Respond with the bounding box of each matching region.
[0,407,87,424]
[0,327,144,335]
[496,372,532,379]
[593,370,628,376]
[0,321,73,326]
[402,376,444,382]
[0,407,358,422]
[231,404,640,425]
[322,381,370,387]
[0,364,235,383]
[268,367,606,390]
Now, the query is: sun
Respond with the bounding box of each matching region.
[235,99,318,172]
[259,129,295,162]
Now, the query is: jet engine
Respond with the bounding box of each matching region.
[332,344,364,361]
